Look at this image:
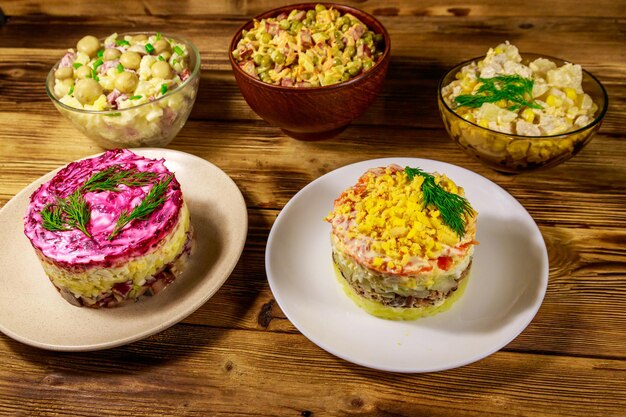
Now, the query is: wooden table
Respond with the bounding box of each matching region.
[1,1,625,415]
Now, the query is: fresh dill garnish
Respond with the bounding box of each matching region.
[40,203,70,232]
[80,165,157,192]
[454,74,543,111]
[108,174,173,240]
[40,166,169,239]
[63,190,92,237]
[404,167,475,238]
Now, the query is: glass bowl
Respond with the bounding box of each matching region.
[438,53,608,173]
[45,32,201,149]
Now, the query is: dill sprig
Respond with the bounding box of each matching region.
[108,174,173,240]
[81,165,158,192]
[40,165,170,239]
[454,74,543,111]
[40,203,71,232]
[404,167,475,238]
[39,190,92,237]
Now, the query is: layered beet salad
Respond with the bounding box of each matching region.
[23,149,193,308]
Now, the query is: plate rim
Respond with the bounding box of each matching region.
[0,148,248,351]
[265,157,549,373]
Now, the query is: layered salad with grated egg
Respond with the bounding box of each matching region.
[23,149,193,308]
[325,164,477,320]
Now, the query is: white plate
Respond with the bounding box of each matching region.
[266,158,548,373]
[0,149,247,351]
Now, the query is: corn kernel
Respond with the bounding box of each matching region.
[455,72,462,80]
[564,87,577,101]
[546,95,563,108]
[521,108,535,123]
[494,46,503,54]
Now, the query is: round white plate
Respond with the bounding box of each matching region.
[266,158,548,373]
[0,149,247,351]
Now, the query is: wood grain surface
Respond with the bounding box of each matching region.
[1,1,625,416]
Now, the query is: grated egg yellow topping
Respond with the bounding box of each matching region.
[326,167,475,270]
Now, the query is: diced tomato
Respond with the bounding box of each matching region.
[437,256,453,271]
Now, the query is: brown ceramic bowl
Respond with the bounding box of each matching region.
[229,3,390,140]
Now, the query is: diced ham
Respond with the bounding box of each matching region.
[280,77,294,87]
[180,68,191,81]
[106,89,122,108]
[239,60,258,78]
[99,59,119,74]
[265,21,279,36]
[276,12,288,20]
[347,24,365,41]
[237,42,254,60]
[162,107,177,126]
[293,10,305,21]
[299,29,313,48]
[59,52,76,68]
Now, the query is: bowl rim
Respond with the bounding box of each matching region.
[228,2,391,91]
[45,31,201,115]
[437,52,609,139]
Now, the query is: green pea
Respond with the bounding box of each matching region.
[363,32,373,44]
[331,46,342,57]
[261,33,272,44]
[315,4,326,12]
[347,59,362,76]
[261,55,272,67]
[370,45,377,54]
[356,38,365,47]
[335,17,347,27]
[306,10,316,20]
[341,24,349,32]
[253,54,263,65]
[334,31,342,41]
[335,39,344,50]
[345,45,356,57]
[333,57,343,66]
[363,59,373,71]
[279,19,290,30]
[274,52,286,65]
[303,18,313,27]
[246,31,255,40]
[341,72,350,82]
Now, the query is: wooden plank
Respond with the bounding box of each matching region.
[3,0,626,18]
[1,326,625,416]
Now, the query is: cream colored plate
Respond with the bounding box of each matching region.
[0,149,247,351]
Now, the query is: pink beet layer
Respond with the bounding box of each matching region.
[24,149,183,268]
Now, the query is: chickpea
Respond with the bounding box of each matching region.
[74,78,103,105]
[103,48,121,61]
[151,61,172,79]
[114,71,139,94]
[54,66,73,80]
[119,51,141,70]
[132,34,148,43]
[75,65,92,79]
[76,35,100,58]
[154,39,171,54]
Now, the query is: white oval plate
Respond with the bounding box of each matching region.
[266,158,548,373]
[0,149,247,351]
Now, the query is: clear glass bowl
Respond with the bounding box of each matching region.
[438,53,608,173]
[45,32,201,149]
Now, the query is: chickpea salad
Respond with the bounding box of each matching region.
[52,33,192,111]
[232,4,384,87]
[441,42,598,136]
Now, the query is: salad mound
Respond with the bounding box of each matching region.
[232,4,385,87]
[441,42,598,136]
